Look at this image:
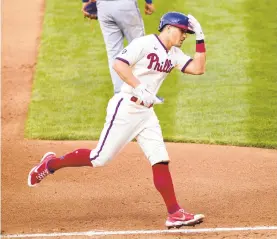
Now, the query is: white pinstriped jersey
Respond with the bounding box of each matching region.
[116,34,192,95]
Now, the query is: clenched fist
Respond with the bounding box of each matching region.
[132,84,156,108]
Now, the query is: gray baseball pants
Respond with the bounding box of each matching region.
[96,0,145,94]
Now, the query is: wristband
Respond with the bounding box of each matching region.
[196,40,206,53]
[145,0,153,4]
[82,0,89,2]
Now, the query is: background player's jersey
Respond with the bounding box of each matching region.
[116,34,192,95]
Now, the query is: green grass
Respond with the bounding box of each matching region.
[25,0,277,148]
[244,0,277,147]
[25,0,111,139]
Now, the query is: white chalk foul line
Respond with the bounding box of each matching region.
[2,226,277,238]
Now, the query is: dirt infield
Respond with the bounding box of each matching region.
[2,0,277,238]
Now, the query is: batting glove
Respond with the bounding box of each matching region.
[132,84,156,108]
[188,14,205,40]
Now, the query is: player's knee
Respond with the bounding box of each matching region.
[91,156,112,167]
[91,159,106,167]
[90,148,115,167]
[148,150,170,166]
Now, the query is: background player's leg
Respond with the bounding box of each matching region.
[114,0,145,43]
[97,1,124,94]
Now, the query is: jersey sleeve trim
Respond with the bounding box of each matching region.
[181,58,193,72]
[115,57,130,65]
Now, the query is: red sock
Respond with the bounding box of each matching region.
[47,149,92,172]
[152,163,181,214]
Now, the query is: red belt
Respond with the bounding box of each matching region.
[130,96,153,108]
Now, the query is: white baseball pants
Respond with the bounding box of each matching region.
[90,93,170,167]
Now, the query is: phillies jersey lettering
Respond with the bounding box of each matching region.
[116,34,192,95]
[147,53,174,73]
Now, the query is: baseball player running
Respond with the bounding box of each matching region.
[28,12,206,228]
[82,0,155,94]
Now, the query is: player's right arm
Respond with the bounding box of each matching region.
[113,38,156,107]
[113,60,141,88]
[113,38,144,88]
[114,59,155,107]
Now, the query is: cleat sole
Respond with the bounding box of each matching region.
[166,214,205,229]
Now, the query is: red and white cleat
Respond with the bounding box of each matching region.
[165,209,205,229]
[28,152,56,187]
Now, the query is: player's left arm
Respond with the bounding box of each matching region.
[175,46,206,75]
[183,49,206,75]
[181,14,206,75]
